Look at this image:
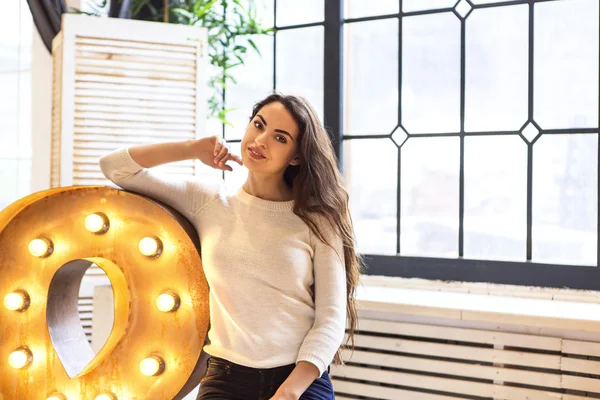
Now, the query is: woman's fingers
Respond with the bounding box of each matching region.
[213,137,223,156]
[215,154,243,171]
[210,138,242,171]
[214,144,229,166]
[229,154,243,166]
[220,163,233,172]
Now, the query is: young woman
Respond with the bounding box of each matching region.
[99,93,363,400]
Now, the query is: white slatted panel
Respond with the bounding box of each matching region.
[78,297,94,343]
[51,14,207,187]
[332,318,600,399]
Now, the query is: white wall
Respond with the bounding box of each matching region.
[0,0,33,209]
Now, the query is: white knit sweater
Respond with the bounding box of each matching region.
[99,148,347,375]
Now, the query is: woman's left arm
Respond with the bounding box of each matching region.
[270,361,320,399]
[271,217,347,399]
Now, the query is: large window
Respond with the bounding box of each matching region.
[0,0,33,210]
[223,0,599,289]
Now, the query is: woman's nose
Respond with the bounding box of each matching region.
[255,132,268,148]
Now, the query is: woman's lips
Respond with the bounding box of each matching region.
[248,147,265,160]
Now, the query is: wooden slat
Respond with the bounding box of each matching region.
[75,96,195,110]
[343,349,562,389]
[561,375,600,393]
[74,111,195,124]
[75,44,196,61]
[73,139,192,151]
[74,140,179,151]
[75,73,196,89]
[74,138,192,149]
[561,356,600,374]
[76,65,195,81]
[70,148,109,157]
[75,81,195,96]
[75,88,195,103]
[563,395,594,400]
[332,380,459,400]
[562,339,600,357]
[332,365,564,400]
[75,36,197,53]
[73,119,195,132]
[353,334,561,369]
[74,103,195,117]
[75,57,196,74]
[75,50,196,67]
[358,318,562,351]
[74,128,194,140]
[73,164,107,172]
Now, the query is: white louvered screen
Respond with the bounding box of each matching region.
[51,14,208,187]
[332,318,600,399]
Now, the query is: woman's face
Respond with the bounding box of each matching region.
[241,102,301,175]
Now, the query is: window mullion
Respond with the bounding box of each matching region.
[324,0,344,168]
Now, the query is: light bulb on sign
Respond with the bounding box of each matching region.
[85,213,109,234]
[140,355,165,376]
[156,291,180,313]
[94,394,116,400]
[4,290,30,311]
[8,347,32,369]
[138,237,162,258]
[29,237,53,258]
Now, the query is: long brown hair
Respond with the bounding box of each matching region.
[250,93,364,365]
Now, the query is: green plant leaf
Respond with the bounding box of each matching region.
[231,0,247,13]
[194,0,219,18]
[172,8,195,21]
[247,38,260,55]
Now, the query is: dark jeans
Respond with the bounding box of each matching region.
[196,356,335,400]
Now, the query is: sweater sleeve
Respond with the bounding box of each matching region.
[296,216,347,375]
[99,147,221,221]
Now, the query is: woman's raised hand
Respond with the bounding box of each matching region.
[192,136,243,172]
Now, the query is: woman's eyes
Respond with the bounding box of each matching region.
[253,121,287,144]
